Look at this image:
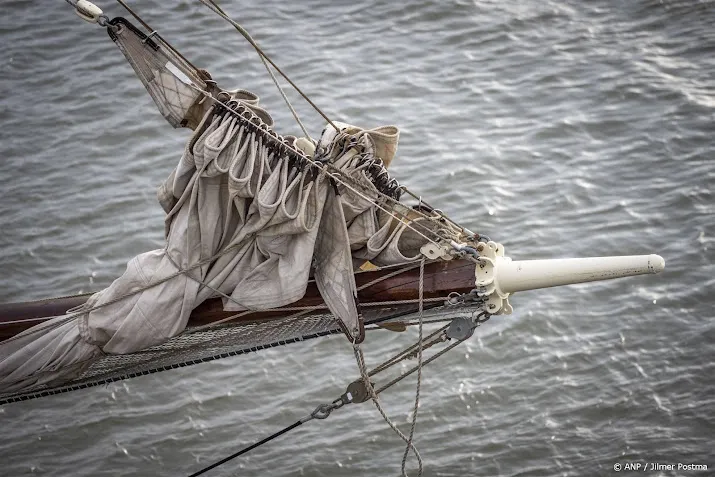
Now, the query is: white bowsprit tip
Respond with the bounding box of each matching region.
[648,254,665,274]
[473,241,667,314]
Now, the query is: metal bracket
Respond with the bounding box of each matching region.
[473,241,513,315]
[445,289,485,307]
[420,242,454,261]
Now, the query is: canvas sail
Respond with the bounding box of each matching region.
[0,96,431,394]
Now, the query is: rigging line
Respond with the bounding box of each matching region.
[185,82,448,247]
[354,259,423,274]
[195,0,339,133]
[183,297,452,334]
[186,420,304,477]
[374,338,461,395]
[354,344,424,474]
[305,152,448,245]
[315,156,471,243]
[114,0,201,74]
[319,168,445,246]
[401,317,455,326]
[203,0,313,142]
[185,86,457,247]
[399,187,478,238]
[293,134,470,237]
[365,318,451,330]
[402,258,425,477]
[368,324,450,378]
[0,230,260,344]
[185,306,319,334]
[164,249,254,315]
[303,139,479,242]
[356,263,424,292]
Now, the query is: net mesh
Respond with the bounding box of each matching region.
[108,17,207,128]
[0,304,444,405]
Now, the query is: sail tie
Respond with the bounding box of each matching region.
[181,87,454,249]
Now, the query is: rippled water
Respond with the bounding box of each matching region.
[1,0,713,476]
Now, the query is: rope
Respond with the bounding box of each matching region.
[373,338,461,395]
[164,248,252,312]
[114,0,201,74]
[182,86,449,249]
[192,1,481,245]
[354,344,423,476]
[357,263,424,292]
[399,188,478,238]
[401,258,425,476]
[368,324,449,377]
[196,0,336,135]
[186,420,304,477]
[201,0,314,142]
[348,258,427,477]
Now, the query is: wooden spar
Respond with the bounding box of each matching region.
[0,260,476,341]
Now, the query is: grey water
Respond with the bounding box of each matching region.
[0,0,713,475]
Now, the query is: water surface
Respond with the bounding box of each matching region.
[0,1,713,476]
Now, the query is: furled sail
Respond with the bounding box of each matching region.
[0,92,428,395]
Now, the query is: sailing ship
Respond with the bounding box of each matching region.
[1,1,665,475]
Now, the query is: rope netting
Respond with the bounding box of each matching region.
[0,303,468,405]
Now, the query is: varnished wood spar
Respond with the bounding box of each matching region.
[0,260,476,341]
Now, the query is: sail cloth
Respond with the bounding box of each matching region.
[0,95,433,394]
[107,17,214,129]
